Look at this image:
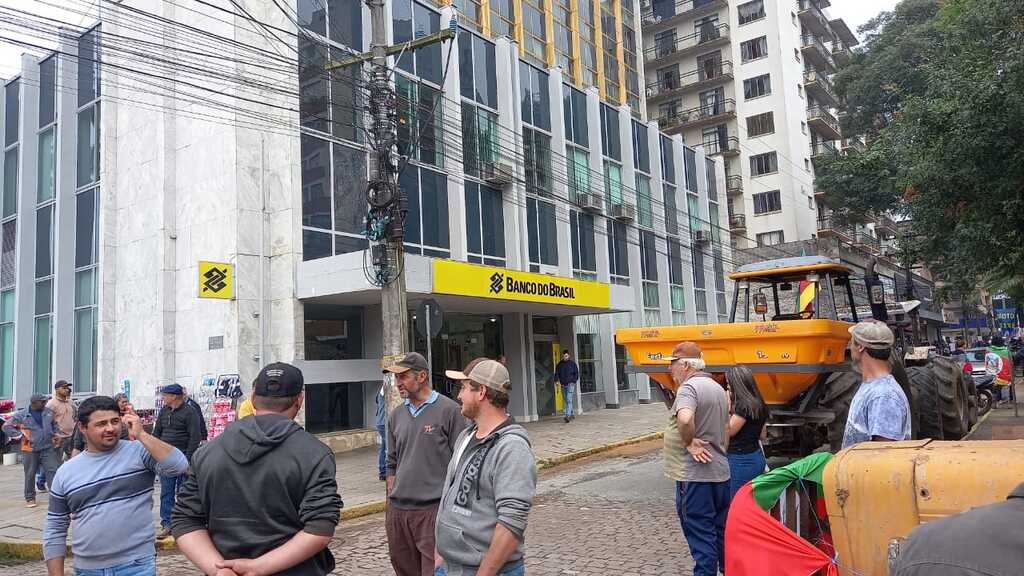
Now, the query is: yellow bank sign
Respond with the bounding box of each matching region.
[433,260,610,309]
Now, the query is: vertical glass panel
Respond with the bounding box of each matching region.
[3,148,17,217]
[73,307,97,393]
[301,135,331,229]
[0,290,12,321]
[0,221,14,289]
[75,188,98,268]
[421,169,449,249]
[664,184,678,236]
[706,157,717,194]
[35,279,52,315]
[38,57,56,128]
[571,88,588,144]
[330,48,363,142]
[333,143,367,235]
[460,31,475,101]
[687,193,700,232]
[668,239,684,285]
[569,211,580,269]
[37,128,55,202]
[5,79,19,147]
[0,323,12,398]
[538,200,557,265]
[328,0,363,48]
[709,202,721,243]
[604,162,622,205]
[77,105,100,187]
[684,147,697,192]
[33,316,52,394]
[299,37,329,132]
[298,0,328,34]
[302,229,333,261]
[75,268,96,307]
[418,84,442,167]
[519,62,532,125]
[636,175,652,227]
[475,36,497,109]
[77,29,100,106]
[461,102,479,177]
[393,0,414,72]
[480,184,505,257]
[465,182,481,254]
[35,205,53,278]
[414,4,442,84]
[526,198,539,263]
[400,168,421,245]
[661,136,676,183]
[633,121,650,173]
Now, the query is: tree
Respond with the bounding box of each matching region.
[815,0,1024,296]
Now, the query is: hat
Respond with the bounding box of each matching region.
[29,393,48,403]
[849,321,895,350]
[383,352,429,374]
[667,341,703,361]
[466,360,511,394]
[54,380,70,390]
[445,357,491,382]
[254,362,304,397]
[160,383,184,395]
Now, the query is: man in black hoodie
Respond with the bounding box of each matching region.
[171,363,343,576]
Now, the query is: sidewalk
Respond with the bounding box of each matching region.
[0,402,668,551]
[964,381,1024,441]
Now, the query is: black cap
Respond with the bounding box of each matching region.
[382,352,429,374]
[254,362,304,397]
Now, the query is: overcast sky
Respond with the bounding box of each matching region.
[827,0,900,41]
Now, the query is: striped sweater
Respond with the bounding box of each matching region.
[43,439,189,569]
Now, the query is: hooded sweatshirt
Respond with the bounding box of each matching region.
[435,419,537,576]
[171,414,343,576]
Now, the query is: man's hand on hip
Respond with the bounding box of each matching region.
[686,438,713,463]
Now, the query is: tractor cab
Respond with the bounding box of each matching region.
[728,255,860,324]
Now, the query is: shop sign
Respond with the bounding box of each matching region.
[198,261,233,299]
[433,260,610,308]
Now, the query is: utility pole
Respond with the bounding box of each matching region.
[326,4,454,412]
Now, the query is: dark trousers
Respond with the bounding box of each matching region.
[377,424,387,479]
[23,448,60,501]
[676,480,730,576]
[159,474,188,528]
[386,504,439,576]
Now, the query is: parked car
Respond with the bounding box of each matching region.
[961,348,989,379]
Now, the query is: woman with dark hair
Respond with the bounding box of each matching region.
[725,366,768,498]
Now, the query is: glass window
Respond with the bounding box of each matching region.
[569,210,596,272]
[567,145,589,201]
[683,146,697,192]
[709,202,721,243]
[747,111,775,136]
[520,62,549,130]
[35,279,52,316]
[523,128,552,196]
[38,57,56,128]
[303,229,333,261]
[415,3,441,84]
[0,292,12,398]
[668,238,684,285]
[636,174,653,228]
[604,161,622,206]
[753,190,782,214]
[464,33,499,108]
[465,182,505,260]
[77,105,100,187]
[687,192,701,232]
[607,220,629,279]
[298,0,328,35]
[640,230,658,281]
[327,0,363,48]
[756,230,785,246]
[664,184,678,236]
[3,80,17,147]
[37,128,55,203]
[299,38,328,133]
[77,28,100,106]
[3,148,17,217]
[0,221,14,289]
[705,158,717,195]
[34,316,52,394]
[35,205,53,278]
[738,0,766,25]
[527,197,557,266]
[397,76,443,168]
[332,143,367,235]
[301,134,331,230]
[462,102,497,178]
[563,86,588,146]
[329,48,363,143]
[632,121,650,173]
[75,268,95,307]
[73,307,96,393]
[743,74,771,99]
[750,152,779,176]
[75,188,98,268]
[660,136,676,184]
[419,167,449,250]
[692,243,705,290]
[740,37,768,62]
[335,234,368,255]
[600,104,620,161]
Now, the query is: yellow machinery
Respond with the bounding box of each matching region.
[824,439,1024,575]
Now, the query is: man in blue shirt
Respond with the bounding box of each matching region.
[842,321,912,448]
[2,394,60,507]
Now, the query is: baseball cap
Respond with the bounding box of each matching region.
[466,360,511,394]
[666,341,703,361]
[29,393,48,403]
[54,380,71,390]
[849,321,895,350]
[383,352,429,374]
[254,362,304,397]
[445,357,491,382]
[160,383,184,395]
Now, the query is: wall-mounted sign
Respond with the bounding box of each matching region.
[433,260,610,308]
[198,261,233,299]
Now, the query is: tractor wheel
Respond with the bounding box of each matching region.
[819,371,861,452]
[890,353,920,439]
[910,359,967,440]
[931,356,969,440]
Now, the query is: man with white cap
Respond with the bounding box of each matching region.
[436,359,537,576]
[842,320,912,448]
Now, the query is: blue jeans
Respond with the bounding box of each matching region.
[377,424,387,479]
[159,474,187,528]
[75,555,156,576]
[561,383,575,417]
[728,449,767,500]
[676,480,730,576]
[436,561,524,576]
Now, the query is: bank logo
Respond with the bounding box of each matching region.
[489,272,504,294]
[198,261,233,299]
[203,267,229,294]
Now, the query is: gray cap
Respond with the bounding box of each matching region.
[29,393,48,403]
[849,321,895,350]
[466,360,511,394]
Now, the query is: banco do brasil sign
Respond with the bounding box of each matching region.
[433,260,610,309]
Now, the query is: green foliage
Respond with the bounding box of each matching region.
[816,0,1024,291]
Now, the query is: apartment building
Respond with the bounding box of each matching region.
[0,0,732,443]
[640,0,857,250]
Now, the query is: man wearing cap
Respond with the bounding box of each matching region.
[436,359,536,576]
[383,352,466,576]
[46,380,76,462]
[2,394,61,507]
[172,362,343,576]
[842,320,912,448]
[153,383,204,539]
[662,341,730,576]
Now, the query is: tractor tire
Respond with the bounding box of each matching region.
[910,358,967,440]
[932,356,969,439]
[819,371,861,452]
[890,353,920,439]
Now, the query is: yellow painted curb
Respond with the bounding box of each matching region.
[342,500,387,521]
[536,431,664,470]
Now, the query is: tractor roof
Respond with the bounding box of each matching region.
[729,256,852,282]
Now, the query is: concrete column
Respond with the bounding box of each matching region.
[678,140,698,325]
[13,55,39,405]
[54,32,78,388]
[598,314,619,408]
[503,312,536,421]
[618,107,640,394]
[446,6,469,263]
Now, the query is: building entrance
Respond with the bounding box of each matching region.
[411,312,504,399]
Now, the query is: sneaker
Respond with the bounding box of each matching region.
[155,525,172,540]
[26,500,36,508]
[36,483,47,493]
[564,416,570,423]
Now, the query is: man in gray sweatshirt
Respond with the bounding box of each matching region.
[436,359,537,576]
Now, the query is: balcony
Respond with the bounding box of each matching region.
[641,0,728,32]
[798,0,831,37]
[817,215,855,241]
[800,35,835,72]
[803,69,838,108]
[875,214,898,235]
[645,61,733,102]
[702,135,740,157]
[729,213,746,231]
[855,231,881,254]
[810,140,839,162]
[806,105,841,140]
[841,136,865,153]
[831,41,852,65]
[726,174,742,195]
[644,23,730,65]
[657,98,736,132]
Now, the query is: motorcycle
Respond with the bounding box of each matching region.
[974,373,996,416]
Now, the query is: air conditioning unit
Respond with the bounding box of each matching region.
[609,202,635,222]
[576,193,603,213]
[481,162,514,187]
[693,229,711,244]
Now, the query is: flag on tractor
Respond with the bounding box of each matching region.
[798,279,815,312]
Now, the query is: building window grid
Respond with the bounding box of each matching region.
[527,196,558,270]
[750,151,779,176]
[464,181,506,266]
[569,210,597,278]
[743,73,771,100]
[747,111,775,137]
[521,0,547,64]
[636,173,653,228]
[607,219,629,286]
[740,36,768,62]
[566,143,590,203]
[738,0,766,25]
[753,189,782,214]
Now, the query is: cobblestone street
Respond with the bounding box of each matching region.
[1,440,692,575]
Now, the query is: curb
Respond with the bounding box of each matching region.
[0,431,665,560]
